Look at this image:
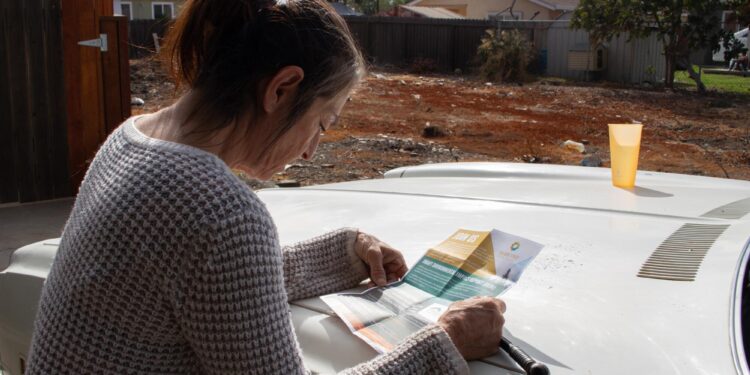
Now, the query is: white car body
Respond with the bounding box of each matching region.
[2,162,750,374]
[713,28,749,63]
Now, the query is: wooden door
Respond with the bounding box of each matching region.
[62,0,130,191]
[100,16,132,135]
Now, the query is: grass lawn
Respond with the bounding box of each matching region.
[675,68,750,95]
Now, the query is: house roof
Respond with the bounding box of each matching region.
[528,0,579,11]
[399,5,465,18]
[406,0,579,12]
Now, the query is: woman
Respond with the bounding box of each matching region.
[27,0,506,373]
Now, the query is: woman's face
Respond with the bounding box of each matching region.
[236,90,351,180]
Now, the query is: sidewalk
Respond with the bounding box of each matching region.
[0,198,74,270]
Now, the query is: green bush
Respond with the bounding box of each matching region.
[476,29,533,82]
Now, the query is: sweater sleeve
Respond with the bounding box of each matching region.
[174,210,468,375]
[282,227,369,301]
[343,324,470,375]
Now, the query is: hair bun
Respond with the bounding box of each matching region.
[162,0,365,150]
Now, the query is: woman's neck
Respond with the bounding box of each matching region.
[135,91,233,157]
[134,91,270,179]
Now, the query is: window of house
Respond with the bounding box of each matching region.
[120,1,132,20]
[152,2,174,19]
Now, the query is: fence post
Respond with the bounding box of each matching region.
[367,17,374,62]
[449,25,456,72]
[403,19,409,65]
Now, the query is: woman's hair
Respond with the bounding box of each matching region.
[162,0,365,147]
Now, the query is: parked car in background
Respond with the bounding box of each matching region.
[714,27,749,63]
[2,162,750,374]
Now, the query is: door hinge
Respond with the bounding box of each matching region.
[77,33,108,52]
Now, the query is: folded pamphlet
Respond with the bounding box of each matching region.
[321,229,544,353]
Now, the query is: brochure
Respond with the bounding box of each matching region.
[321,228,544,353]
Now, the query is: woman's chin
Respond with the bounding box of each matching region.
[258,167,284,181]
[237,163,288,181]
[253,172,273,181]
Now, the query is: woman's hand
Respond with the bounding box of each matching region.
[354,232,408,286]
[438,296,506,360]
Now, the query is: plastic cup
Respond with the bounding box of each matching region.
[608,124,643,188]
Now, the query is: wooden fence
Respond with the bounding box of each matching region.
[128,17,667,82]
[127,17,549,72]
[345,17,489,72]
[0,0,71,203]
[128,18,171,58]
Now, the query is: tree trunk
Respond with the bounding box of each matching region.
[665,53,675,89]
[680,56,707,94]
[663,36,678,89]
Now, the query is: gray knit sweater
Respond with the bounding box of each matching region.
[27,116,469,374]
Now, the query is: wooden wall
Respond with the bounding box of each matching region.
[0,0,71,203]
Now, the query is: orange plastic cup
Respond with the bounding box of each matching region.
[608,124,643,188]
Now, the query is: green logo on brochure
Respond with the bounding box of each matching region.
[510,242,520,251]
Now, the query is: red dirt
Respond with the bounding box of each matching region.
[130,58,750,187]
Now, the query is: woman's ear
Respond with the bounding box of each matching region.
[263,66,304,114]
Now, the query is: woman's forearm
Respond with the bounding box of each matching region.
[282,228,369,301]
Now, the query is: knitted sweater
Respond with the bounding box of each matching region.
[27,116,469,375]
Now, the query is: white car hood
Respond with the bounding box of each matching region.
[4,163,750,375]
[257,163,750,375]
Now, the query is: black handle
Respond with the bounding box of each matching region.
[500,337,550,375]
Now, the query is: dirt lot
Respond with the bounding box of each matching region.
[130,58,750,187]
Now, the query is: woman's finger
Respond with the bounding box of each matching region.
[384,256,408,277]
[384,260,407,278]
[366,247,388,286]
[380,243,401,258]
[381,246,408,273]
[394,263,408,278]
[386,272,404,283]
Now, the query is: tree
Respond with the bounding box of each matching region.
[571,0,735,94]
[476,29,534,82]
[733,2,750,28]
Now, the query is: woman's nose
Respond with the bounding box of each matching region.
[302,134,320,161]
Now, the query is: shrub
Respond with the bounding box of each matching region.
[476,29,534,82]
[722,34,749,63]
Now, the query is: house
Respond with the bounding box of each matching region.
[330,2,363,16]
[113,0,185,20]
[403,0,577,20]
[115,0,359,20]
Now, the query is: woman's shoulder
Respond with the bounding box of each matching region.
[193,174,272,226]
[85,117,270,229]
